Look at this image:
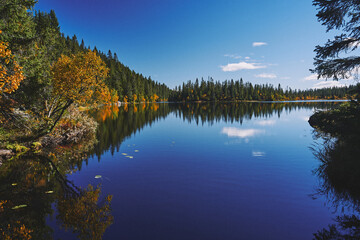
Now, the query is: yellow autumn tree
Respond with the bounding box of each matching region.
[0,38,25,96]
[52,50,111,105]
[0,36,25,124]
[48,50,117,132]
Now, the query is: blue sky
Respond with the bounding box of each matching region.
[35,0,354,89]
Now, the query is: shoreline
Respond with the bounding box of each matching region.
[116,99,350,105]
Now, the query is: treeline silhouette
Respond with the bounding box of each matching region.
[169,78,354,102]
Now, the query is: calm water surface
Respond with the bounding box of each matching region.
[2,102,357,239]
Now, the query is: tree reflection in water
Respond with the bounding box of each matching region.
[0,101,345,239]
[312,131,360,239]
[91,101,340,160]
[0,135,113,239]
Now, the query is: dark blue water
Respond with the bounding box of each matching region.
[47,102,344,239]
[4,102,355,239]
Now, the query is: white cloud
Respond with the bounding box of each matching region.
[221,127,264,138]
[255,73,277,79]
[305,70,357,81]
[252,151,266,157]
[304,74,321,81]
[312,81,346,89]
[224,54,241,59]
[245,56,251,60]
[253,42,268,47]
[256,120,276,126]
[220,62,266,72]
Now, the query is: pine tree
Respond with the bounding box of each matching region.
[312,0,360,82]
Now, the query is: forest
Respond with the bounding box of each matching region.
[0,0,356,147]
[170,78,355,102]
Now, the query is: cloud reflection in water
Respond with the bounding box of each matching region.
[221,127,265,138]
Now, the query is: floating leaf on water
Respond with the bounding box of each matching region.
[121,153,127,155]
[134,150,139,152]
[172,141,175,144]
[94,175,102,179]
[132,144,135,146]
[12,204,27,210]
[45,191,54,194]
[11,183,17,186]
[125,156,134,159]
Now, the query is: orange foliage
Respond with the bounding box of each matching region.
[52,50,113,105]
[150,94,159,102]
[96,105,119,122]
[150,103,159,111]
[0,200,33,239]
[0,39,25,96]
[133,94,137,102]
[1,222,33,240]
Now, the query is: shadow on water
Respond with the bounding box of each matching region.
[311,125,360,239]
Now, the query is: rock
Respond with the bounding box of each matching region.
[0,149,13,162]
[0,149,12,156]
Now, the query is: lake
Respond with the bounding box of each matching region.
[1,101,357,239]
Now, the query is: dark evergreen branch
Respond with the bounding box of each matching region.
[314,34,360,59]
[312,56,360,80]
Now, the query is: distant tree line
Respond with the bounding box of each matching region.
[169,78,355,102]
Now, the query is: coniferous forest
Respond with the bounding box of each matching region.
[170,78,355,102]
[2,1,360,239]
[0,0,357,143]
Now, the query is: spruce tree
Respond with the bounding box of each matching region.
[312,0,360,83]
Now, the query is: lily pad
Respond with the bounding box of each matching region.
[94,175,102,179]
[134,150,139,152]
[12,204,27,210]
[121,153,127,155]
